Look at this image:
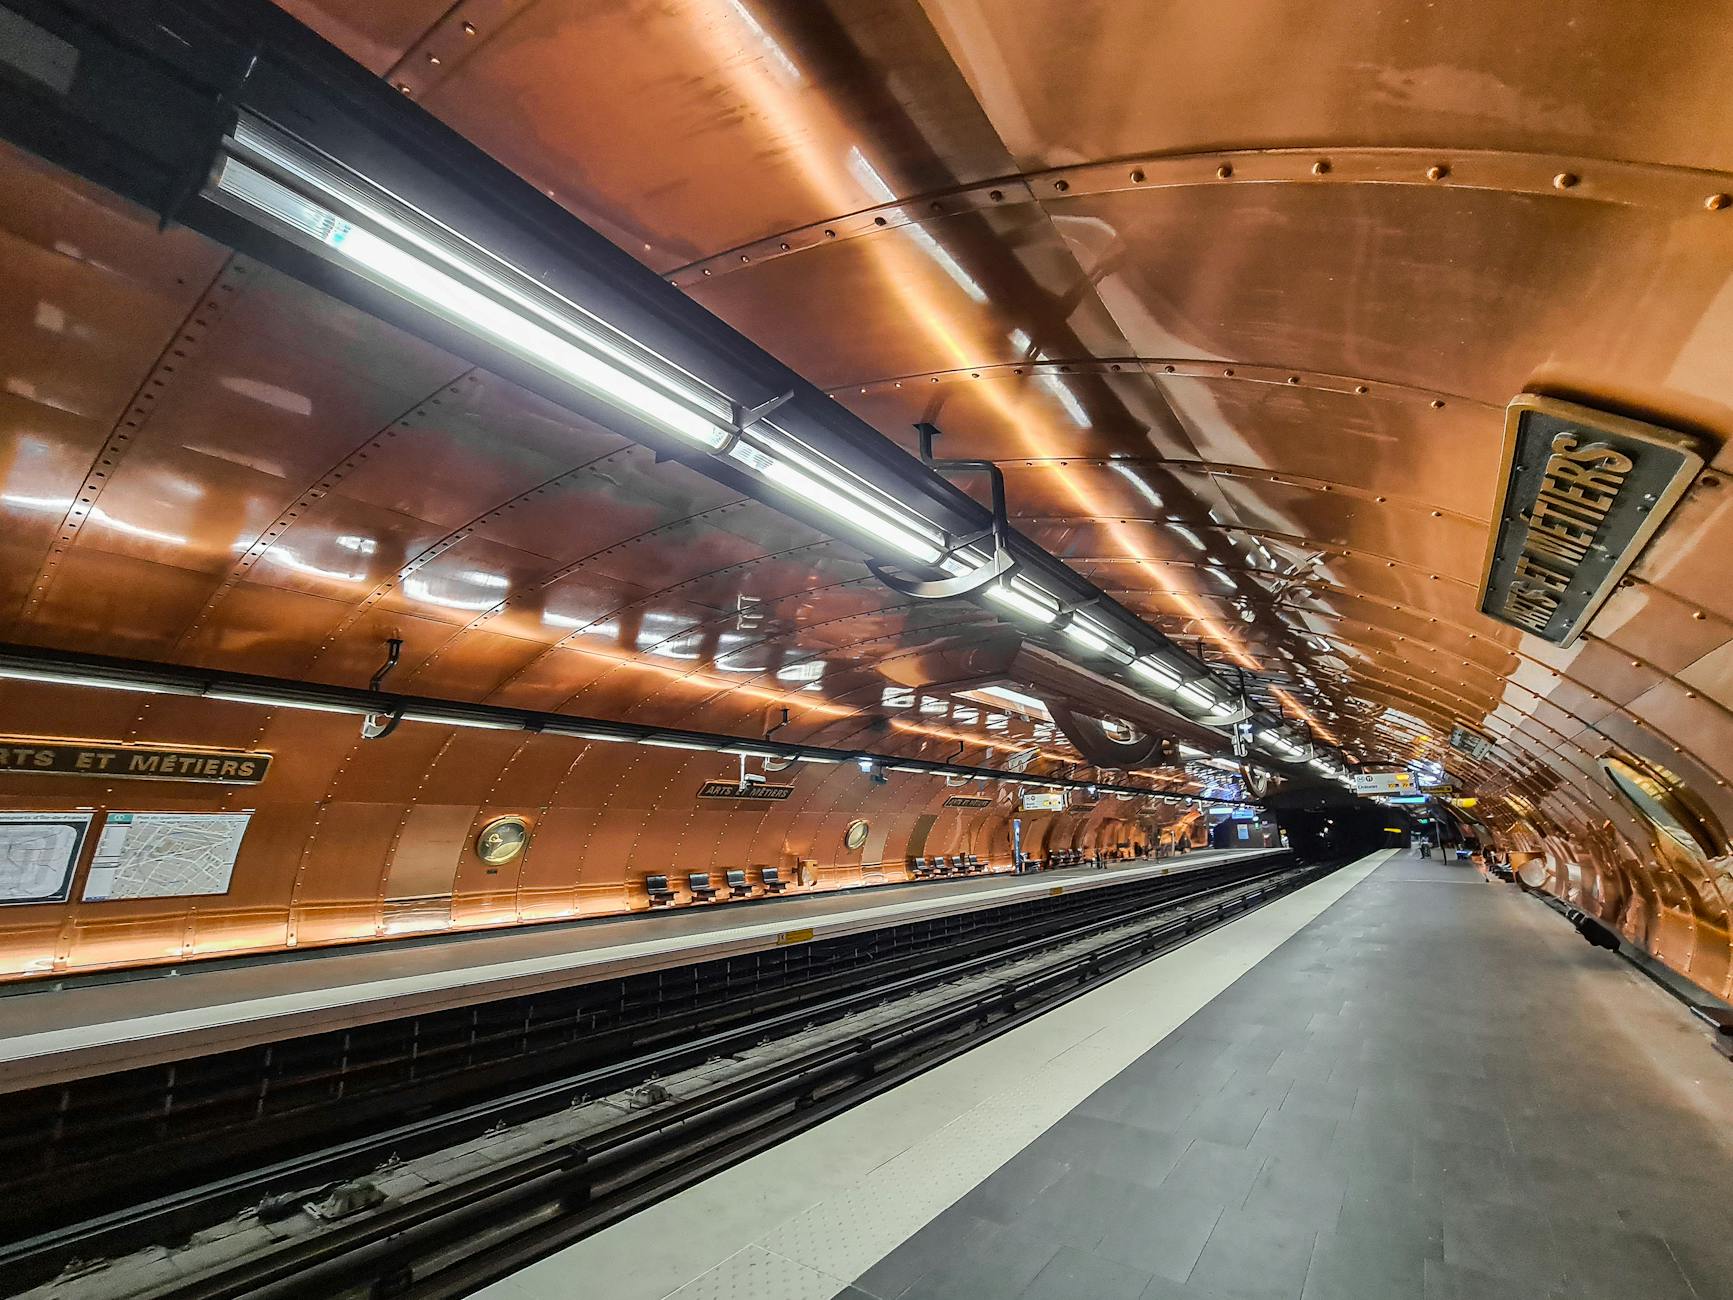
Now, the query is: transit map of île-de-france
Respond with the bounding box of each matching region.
[81,811,253,901]
[0,811,93,904]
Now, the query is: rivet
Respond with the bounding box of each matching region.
[873,215,888,226]
[1431,510,1442,517]
[1130,168,1146,183]
[929,201,943,214]
[824,229,837,239]
[1430,399,1445,409]
[1426,164,1449,181]
[395,82,412,94]
[740,254,750,263]
[1694,610,1706,620]
[779,242,790,251]
[462,20,476,35]
[1287,375,1300,384]
[1553,172,1579,190]
[989,189,1004,202]
[1701,475,1720,488]
[1707,193,1732,211]
[427,52,441,65]
[702,268,712,276]
[1224,367,1235,377]
[1053,179,1070,193]
[1216,163,1234,180]
[1164,364,1176,373]
[1312,160,1331,176]
[1375,496,1387,503]
[1355,384,1369,395]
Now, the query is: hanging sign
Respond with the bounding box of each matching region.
[1450,726,1494,762]
[1352,771,1413,795]
[1479,396,1702,646]
[1020,790,1065,812]
[697,780,794,801]
[0,738,271,784]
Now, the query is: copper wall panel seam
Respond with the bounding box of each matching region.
[665,147,1733,286]
[835,357,1484,408]
[14,256,248,625]
[171,367,481,653]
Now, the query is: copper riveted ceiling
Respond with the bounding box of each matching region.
[0,0,1731,994]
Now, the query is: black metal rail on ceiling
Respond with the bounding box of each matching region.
[0,853,1329,1293]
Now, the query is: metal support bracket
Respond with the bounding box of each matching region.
[868,421,1018,601]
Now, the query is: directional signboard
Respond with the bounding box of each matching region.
[1351,771,1415,796]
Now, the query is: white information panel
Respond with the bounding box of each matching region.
[82,811,251,902]
[1351,771,1415,796]
[0,811,92,905]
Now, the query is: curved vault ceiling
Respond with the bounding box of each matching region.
[2,0,1733,987]
[275,0,1733,989]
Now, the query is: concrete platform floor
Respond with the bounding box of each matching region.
[844,853,1733,1300]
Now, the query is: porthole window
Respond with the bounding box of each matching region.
[843,819,870,851]
[1602,756,1725,863]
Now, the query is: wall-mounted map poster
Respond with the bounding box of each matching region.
[81,811,252,901]
[0,811,92,905]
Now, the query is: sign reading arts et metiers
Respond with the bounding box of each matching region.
[1479,395,1703,646]
[0,739,272,784]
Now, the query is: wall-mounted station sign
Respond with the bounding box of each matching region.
[1479,396,1703,646]
[943,794,992,808]
[696,780,794,801]
[0,739,271,784]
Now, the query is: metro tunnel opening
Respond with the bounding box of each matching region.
[0,3,1731,1299]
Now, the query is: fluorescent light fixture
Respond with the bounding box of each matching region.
[543,723,631,742]
[209,120,732,452]
[1178,682,1218,710]
[641,736,717,751]
[0,665,199,696]
[733,446,944,565]
[1061,622,1111,654]
[888,764,928,774]
[400,709,521,730]
[204,688,368,715]
[797,753,844,764]
[983,581,1060,626]
[1129,658,1182,689]
[1178,743,1208,758]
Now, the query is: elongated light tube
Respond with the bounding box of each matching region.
[205,688,368,715]
[0,665,199,696]
[983,581,1060,626]
[400,709,520,730]
[730,443,943,565]
[209,132,732,452]
[1130,658,1182,689]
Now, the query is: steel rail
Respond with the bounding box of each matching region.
[6,856,1338,1298]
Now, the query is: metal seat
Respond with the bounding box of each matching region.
[687,871,717,902]
[645,874,674,906]
[725,868,750,899]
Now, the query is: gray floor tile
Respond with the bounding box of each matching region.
[1010,1168,1147,1252]
[1301,1228,1427,1300]
[898,1222,1062,1300]
[1186,1206,1318,1300]
[1160,1139,1267,1203]
[843,857,1733,1300]
[945,1153,1070,1225]
[1094,1186,1224,1283]
[1016,1246,1151,1300]
[854,1212,1000,1299]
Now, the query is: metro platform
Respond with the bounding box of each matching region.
[0,847,1276,1092]
[479,850,1733,1300]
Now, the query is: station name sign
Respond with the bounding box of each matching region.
[696,780,794,801]
[0,738,272,784]
[943,794,992,808]
[1480,396,1702,646]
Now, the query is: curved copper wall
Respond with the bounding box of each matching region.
[2,0,1732,991]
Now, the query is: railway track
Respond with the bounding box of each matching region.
[4,854,1341,1299]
